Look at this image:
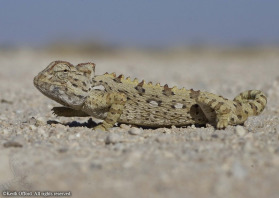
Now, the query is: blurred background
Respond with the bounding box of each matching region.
[1,0,279,50]
[1,2,279,197]
[1,0,279,97]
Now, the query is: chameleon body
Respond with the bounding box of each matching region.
[34,61,267,131]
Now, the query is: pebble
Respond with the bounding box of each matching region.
[28,117,37,125]
[163,128,171,134]
[105,134,121,144]
[235,126,246,136]
[57,147,68,153]
[3,141,23,148]
[3,135,25,148]
[29,124,37,131]
[120,124,131,130]
[27,117,44,126]
[191,125,196,129]
[155,134,172,143]
[3,129,9,135]
[128,127,142,135]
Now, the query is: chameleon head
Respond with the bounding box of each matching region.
[34,61,95,109]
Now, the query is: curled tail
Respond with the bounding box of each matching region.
[233,90,267,117]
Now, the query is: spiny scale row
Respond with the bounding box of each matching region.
[104,72,186,92]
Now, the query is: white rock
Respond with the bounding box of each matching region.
[235,126,246,136]
[120,124,131,130]
[128,127,142,135]
[3,129,9,135]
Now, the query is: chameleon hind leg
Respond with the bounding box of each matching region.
[82,92,127,131]
[196,92,234,129]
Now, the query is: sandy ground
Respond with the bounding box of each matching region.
[0,48,279,198]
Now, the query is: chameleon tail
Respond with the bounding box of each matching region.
[233,90,267,117]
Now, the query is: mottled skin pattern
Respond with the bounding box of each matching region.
[34,61,267,131]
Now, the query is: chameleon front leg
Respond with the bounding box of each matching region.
[196,92,234,129]
[82,92,127,131]
[52,107,90,117]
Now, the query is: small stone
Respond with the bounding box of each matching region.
[3,129,9,135]
[128,127,142,135]
[211,134,218,138]
[90,163,102,169]
[155,134,172,143]
[163,128,171,134]
[28,117,37,125]
[28,117,44,126]
[3,136,25,148]
[29,125,37,131]
[57,147,68,153]
[235,126,246,136]
[16,110,22,114]
[35,119,45,126]
[105,134,121,144]
[120,124,131,130]
[0,99,13,104]
[3,141,23,148]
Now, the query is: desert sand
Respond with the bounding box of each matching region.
[0,48,279,198]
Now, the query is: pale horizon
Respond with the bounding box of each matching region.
[1,0,279,48]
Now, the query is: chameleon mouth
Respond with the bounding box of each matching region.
[34,75,86,109]
[34,81,69,107]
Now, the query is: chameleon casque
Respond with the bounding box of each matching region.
[34,61,267,131]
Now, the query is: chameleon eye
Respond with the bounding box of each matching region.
[53,63,71,72]
[55,71,68,80]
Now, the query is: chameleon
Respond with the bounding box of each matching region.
[33,61,267,131]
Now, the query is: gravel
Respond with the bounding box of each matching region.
[0,48,279,198]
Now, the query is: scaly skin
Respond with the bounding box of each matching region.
[34,61,267,131]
